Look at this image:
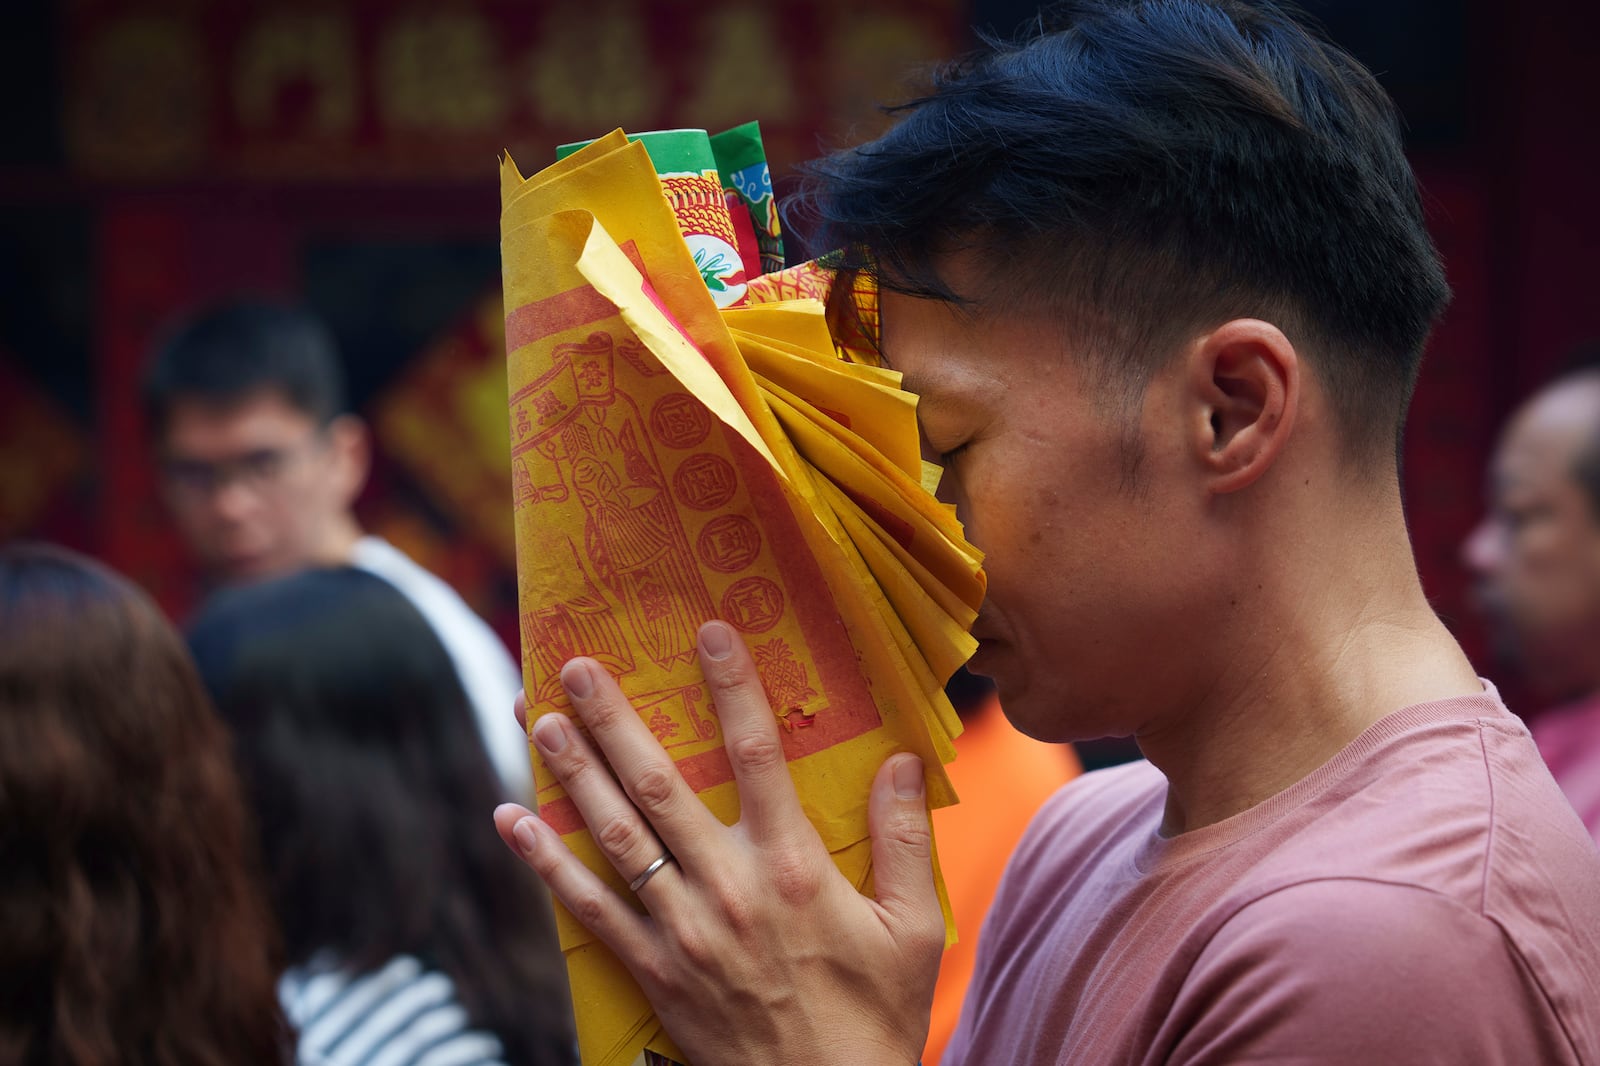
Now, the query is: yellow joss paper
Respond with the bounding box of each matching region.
[501,130,984,1066]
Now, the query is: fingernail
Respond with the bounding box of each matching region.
[532,715,568,755]
[699,621,733,661]
[513,816,540,857]
[560,659,595,700]
[893,755,925,799]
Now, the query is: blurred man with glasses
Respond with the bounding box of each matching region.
[144,301,530,799]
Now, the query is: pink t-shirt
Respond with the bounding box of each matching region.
[943,687,1600,1065]
[1534,695,1600,844]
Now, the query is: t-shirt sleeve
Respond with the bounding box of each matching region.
[1159,878,1576,1066]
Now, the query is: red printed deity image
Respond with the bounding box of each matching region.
[512,331,715,682]
[519,538,635,706]
[505,292,894,830]
[498,173,926,862]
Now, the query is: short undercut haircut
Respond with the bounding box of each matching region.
[802,0,1451,468]
[143,302,346,435]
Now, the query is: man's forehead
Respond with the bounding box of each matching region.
[877,290,977,392]
[161,388,318,446]
[165,387,310,426]
[878,281,1073,400]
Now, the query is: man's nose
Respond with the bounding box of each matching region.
[209,479,260,521]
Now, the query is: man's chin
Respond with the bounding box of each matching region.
[214,553,283,584]
[968,650,1059,741]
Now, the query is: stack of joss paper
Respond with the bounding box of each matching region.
[500,123,984,1066]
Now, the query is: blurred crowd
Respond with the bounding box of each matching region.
[3,304,578,1064]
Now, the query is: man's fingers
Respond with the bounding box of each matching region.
[697,621,807,843]
[514,690,528,732]
[529,710,685,903]
[867,754,945,955]
[546,660,716,864]
[492,802,654,951]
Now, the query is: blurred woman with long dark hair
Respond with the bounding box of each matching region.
[188,567,574,1066]
[0,542,289,1064]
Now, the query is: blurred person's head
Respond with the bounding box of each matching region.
[144,301,369,584]
[0,542,288,1064]
[187,567,574,1063]
[1463,364,1600,703]
[798,0,1449,739]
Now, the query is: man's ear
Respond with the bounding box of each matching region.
[1185,319,1299,494]
[326,414,371,508]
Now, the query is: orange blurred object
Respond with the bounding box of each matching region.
[925,698,1083,1066]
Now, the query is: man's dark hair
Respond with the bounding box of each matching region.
[800,0,1450,467]
[143,302,346,434]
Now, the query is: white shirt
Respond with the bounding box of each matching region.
[350,536,530,800]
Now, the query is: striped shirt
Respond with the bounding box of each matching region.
[281,954,507,1066]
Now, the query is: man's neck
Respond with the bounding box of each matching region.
[315,513,366,567]
[1139,491,1483,837]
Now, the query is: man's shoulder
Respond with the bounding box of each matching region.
[1185,714,1600,1062]
[348,537,497,636]
[1250,706,1599,901]
[1164,877,1592,1064]
[1195,879,1511,997]
[1029,758,1164,838]
[1206,876,1502,962]
[348,534,435,590]
[997,759,1164,891]
[346,535,519,681]
[1053,757,1163,806]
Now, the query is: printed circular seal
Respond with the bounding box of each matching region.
[650,392,712,449]
[673,453,737,511]
[720,576,785,633]
[697,515,762,573]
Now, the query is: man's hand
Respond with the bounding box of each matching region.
[494,620,944,1066]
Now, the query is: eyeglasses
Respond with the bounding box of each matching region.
[160,436,324,500]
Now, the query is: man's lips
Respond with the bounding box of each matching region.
[964,638,1004,682]
[967,633,1004,659]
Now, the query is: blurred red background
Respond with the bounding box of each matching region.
[2,0,1597,706]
